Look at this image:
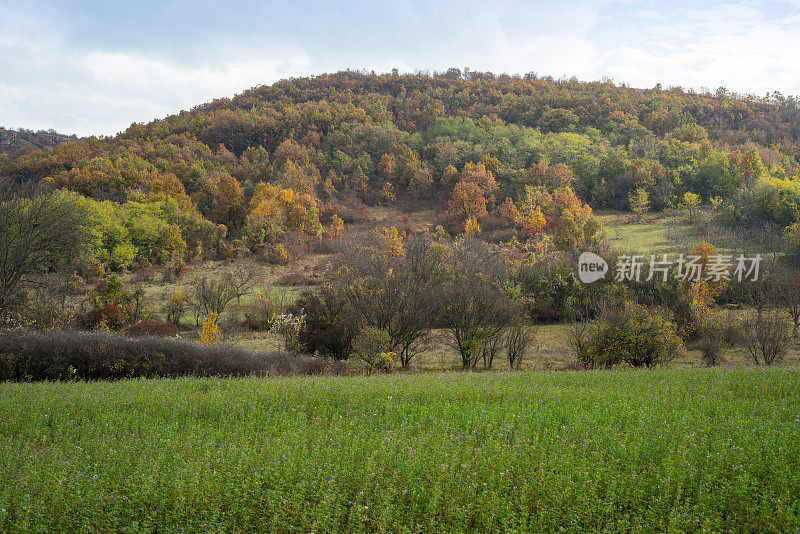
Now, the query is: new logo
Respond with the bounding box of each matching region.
[577,252,608,283]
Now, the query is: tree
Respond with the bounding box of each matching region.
[199,312,222,346]
[445,180,488,232]
[325,214,344,239]
[785,222,800,263]
[209,173,245,227]
[332,234,442,368]
[190,277,237,325]
[583,300,685,368]
[464,215,481,237]
[628,187,650,221]
[224,263,256,306]
[681,192,702,219]
[0,192,91,319]
[379,226,405,261]
[742,311,790,365]
[439,239,515,369]
[505,321,533,369]
[781,280,800,338]
[492,198,520,228]
[296,283,359,360]
[352,327,393,372]
[515,203,546,235]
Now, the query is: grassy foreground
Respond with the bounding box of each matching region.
[1,370,799,533]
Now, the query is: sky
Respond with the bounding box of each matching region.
[2,0,800,136]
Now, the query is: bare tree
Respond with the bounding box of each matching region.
[564,284,612,368]
[190,277,237,325]
[224,263,257,306]
[506,321,533,369]
[774,272,800,337]
[438,238,515,370]
[333,234,441,368]
[742,311,791,365]
[481,330,504,369]
[0,192,90,320]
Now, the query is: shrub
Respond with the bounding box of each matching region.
[164,288,188,326]
[506,322,533,369]
[296,286,359,360]
[0,330,344,381]
[742,311,791,365]
[124,319,179,338]
[374,351,396,373]
[272,312,305,354]
[241,291,281,331]
[353,327,393,372]
[163,257,188,282]
[697,311,742,366]
[583,300,685,368]
[86,275,148,329]
[75,257,105,283]
[190,277,236,324]
[260,243,289,265]
[199,312,222,346]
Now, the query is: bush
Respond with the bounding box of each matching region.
[374,351,396,373]
[272,312,305,353]
[164,288,188,326]
[583,300,685,368]
[85,275,148,329]
[199,312,222,346]
[742,311,791,365]
[295,286,359,360]
[506,321,533,369]
[163,257,188,282]
[123,319,179,338]
[697,311,742,366]
[241,291,281,331]
[353,327,393,372]
[0,329,343,381]
[190,276,236,324]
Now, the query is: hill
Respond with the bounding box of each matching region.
[0,127,78,156]
[1,70,800,358]
[1,70,799,270]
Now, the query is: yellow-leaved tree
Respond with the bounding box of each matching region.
[199,312,221,346]
[464,215,481,237]
[379,226,405,261]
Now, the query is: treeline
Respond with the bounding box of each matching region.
[1,71,800,267]
[0,191,798,374]
[0,127,77,156]
[287,230,800,370]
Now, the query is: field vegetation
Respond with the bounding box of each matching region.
[1,369,799,532]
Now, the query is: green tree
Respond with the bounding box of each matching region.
[0,192,91,319]
[628,187,651,221]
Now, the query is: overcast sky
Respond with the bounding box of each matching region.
[2,0,800,136]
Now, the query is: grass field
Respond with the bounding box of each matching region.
[1,369,799,532]
[596,209,785,255]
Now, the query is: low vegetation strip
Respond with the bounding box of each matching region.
[0,330,339,380]
[0,369,797,532]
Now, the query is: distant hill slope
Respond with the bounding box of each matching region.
[0,70,798,255]
[0,127,78,155]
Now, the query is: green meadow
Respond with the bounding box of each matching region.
[1,369,798,533]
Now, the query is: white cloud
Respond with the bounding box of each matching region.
[1,42,312,135]
[4,0,800,135]
[594,3,800,94]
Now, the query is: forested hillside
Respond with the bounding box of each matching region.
[0,127,77,156]
[2,69,800,278]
